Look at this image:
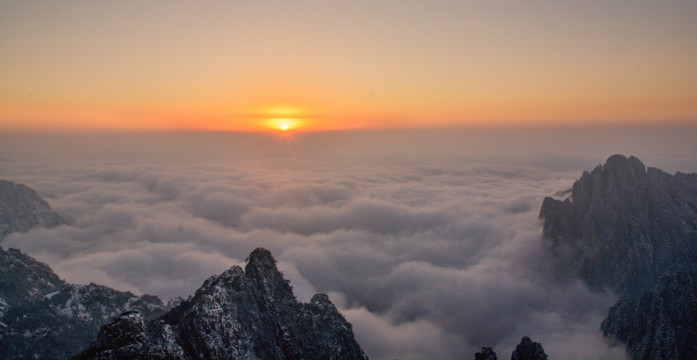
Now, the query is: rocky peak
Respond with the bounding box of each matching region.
[474,346,498,360]
[0,179,64,238]
[75,248,369,360]
[311,293,333,307]
[571,154,648,212]
[540,154,697,291]
[602,154,646,184]
[511,336,548,360]
[246,247,276,268]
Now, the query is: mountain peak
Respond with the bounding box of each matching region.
[75,248,369,360]
[511,336,548,360]
[246,247,276,268]
[596,154,646,188]
[474,346,497,360]
[311,293,332,305]
[540,155,697,360]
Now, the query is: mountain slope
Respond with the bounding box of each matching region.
[539,155,697,360]
[0,179,64,238]
[0,247,166,360]
[74,248,368,360]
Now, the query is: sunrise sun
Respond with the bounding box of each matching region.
[281,123,289,131]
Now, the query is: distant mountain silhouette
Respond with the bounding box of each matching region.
[0,179,63,238]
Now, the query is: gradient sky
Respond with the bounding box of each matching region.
[1,0,696,132]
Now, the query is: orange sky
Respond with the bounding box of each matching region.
[1,1,696,132]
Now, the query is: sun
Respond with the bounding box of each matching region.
[259,106,308,132]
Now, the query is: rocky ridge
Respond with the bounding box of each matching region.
[74,248,368,360]
[539,155,697,360]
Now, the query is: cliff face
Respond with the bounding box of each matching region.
[0,180,64,238]
[540,155,697,292]
[539,155,697,360]
[74,248,368,360]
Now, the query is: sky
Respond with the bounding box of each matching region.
[1,128,696,359]
[1,0,696,132]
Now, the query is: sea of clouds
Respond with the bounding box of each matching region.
[1,127,696,360]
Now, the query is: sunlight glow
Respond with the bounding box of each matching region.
[259,106,310,132]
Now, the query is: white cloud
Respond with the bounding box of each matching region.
[3,128,691,359]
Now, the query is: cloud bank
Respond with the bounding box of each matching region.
[2,127,695,359]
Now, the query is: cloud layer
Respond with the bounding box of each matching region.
[2,128,695,359]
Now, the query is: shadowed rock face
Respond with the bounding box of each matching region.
[0,179,64,238]
[74,248,368,360]
[540,155,697,360]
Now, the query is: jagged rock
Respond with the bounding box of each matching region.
[74,247,368,360]
[0,247,165,360]
[475,346,498,360]
[510,336,548,360]
[540,155,697,360]
[0,179,64,238]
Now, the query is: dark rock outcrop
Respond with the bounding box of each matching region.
[510,336,548,360]
[74,248,368,360]
[475,346,498,360]
[474,337,547,360]
[0,179,64,238]
[540,155,697,360]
